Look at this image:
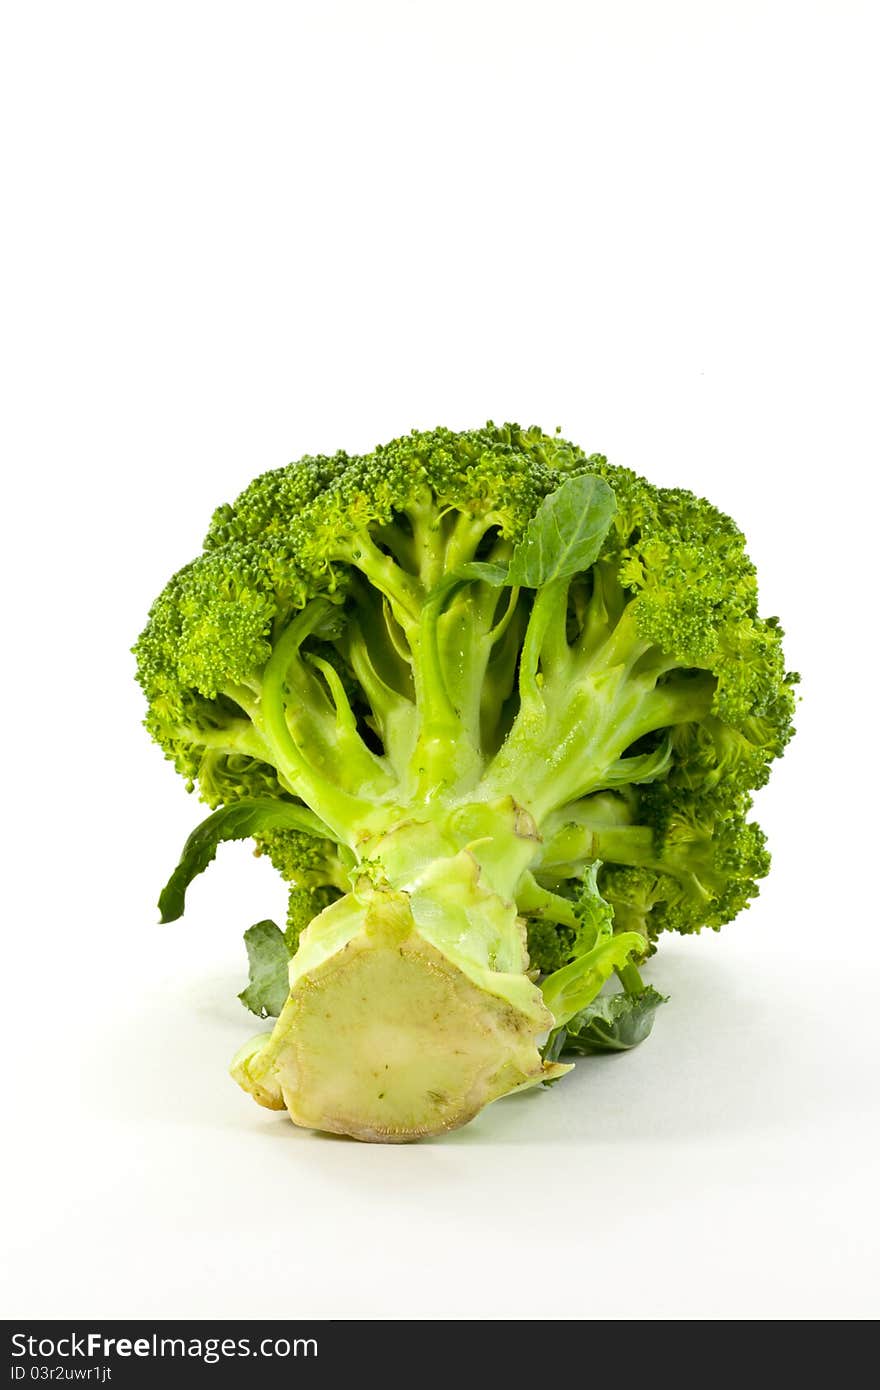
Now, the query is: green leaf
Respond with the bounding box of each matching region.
[543,986,667,1061]
[238,919,292,1019]
[572,860,615,954]
[541,930,646,1026]
[446,477,616,596]
[453,561,510,587]
[507,474,616,588]
[158,798,336,923]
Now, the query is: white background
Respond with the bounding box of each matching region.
[2,0,878,1321]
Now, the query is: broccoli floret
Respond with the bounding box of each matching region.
[254,826,350,894]
[284,885,341,957]
[136,423,795,1143]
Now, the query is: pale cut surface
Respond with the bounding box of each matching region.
[251,930,565,1142]
[228,1033,285,1110]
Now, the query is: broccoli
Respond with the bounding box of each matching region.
[135,423,796,1142]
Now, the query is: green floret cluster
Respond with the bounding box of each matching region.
[253,827,347,954]
[135,422,796,1143]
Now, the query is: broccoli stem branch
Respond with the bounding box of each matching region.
[615,962,645,993]
[486,585,520,644]
[221,682,263,719]
[576,561,627,658]
[336,627,418,778]
[408,578,483,798]
[413,579,463,731]
[347,574,415,698]
[343,532,423,637]
[516,872,579,929]
[179,720,270,763]
[518,578,569,706]
[258,603,384,843]
[381,600,413,664]
[483,601,716,816]
[444,513,494,573]
[539,821,654,875]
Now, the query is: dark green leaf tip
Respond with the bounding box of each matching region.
[158,798,335,923]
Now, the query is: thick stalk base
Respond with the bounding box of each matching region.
[230,854,568,1141]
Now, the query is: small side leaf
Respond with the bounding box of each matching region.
[541,930,646,1026]
[601,735,674,789]
[543,987,667,1061]
[158,798,335,923]
[572,860,615,954]
[507,474,616,588]
[238,919,292,1019]
[454,561,510,587]
[447,476,616,596]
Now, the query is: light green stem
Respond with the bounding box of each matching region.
[518,577,569,707]
[516,872,579,928]
[343,532,424,637]
[616,962,645,994]
[259,604,383,843]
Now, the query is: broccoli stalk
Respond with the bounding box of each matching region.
[136,424,795,1141]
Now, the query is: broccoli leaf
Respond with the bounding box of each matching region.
[158,798,336,923]
[543,986,667,1061]
[453,475,616,592]
[454,561,511,587]
[507,473,616,587]
[541,929,646,1026]
[572,859,615,953]
[238,919,291,1019]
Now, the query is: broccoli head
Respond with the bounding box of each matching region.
[135,423,796,1142]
